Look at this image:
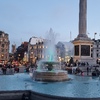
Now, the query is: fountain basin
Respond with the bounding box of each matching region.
[0,73,100,99]
[33,70,70,82]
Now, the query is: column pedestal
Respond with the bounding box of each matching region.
[73,40,95,64]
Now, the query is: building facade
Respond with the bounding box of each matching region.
[91,39,100,63]
[11,44,16,54]
[28,37,74,63]
[56,42,65,62]
[28,36,60,64]
[0,31,10,64]
[56,42,74,62]
[28,37,45,64]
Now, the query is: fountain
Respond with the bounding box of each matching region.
[33,28,69,82]
[1,1,100,99]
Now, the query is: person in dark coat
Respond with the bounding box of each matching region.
[87,67,89,75]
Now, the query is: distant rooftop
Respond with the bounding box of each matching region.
[29,36,44,45]
[0,31,8,36]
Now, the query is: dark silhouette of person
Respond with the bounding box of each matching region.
[69,57,74,67]
[22,92,31,100]
[87,67,89,75]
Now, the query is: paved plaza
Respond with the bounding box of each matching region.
[0,66,26,75]
[0,65,99,77]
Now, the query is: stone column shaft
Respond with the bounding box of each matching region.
[79,0,87,35]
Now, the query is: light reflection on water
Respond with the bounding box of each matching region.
[0,73,100,98]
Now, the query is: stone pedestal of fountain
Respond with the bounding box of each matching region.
[33,61,70,82]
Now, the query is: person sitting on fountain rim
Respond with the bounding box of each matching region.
[81,71,84,76]
[75,67,82,75]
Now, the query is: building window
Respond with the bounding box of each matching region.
[97,45,99,48]
[34,46,36,49]
[1,54,4,59]
[2,49,4,52]
[91,53,93,57]
[97,53,98,57]
[2,44,4,47]
[97,50,99,52]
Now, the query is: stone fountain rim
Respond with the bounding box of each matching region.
[41,61,60,64]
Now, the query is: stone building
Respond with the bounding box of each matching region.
[28,36,60,64]
[56,42,74,62]
[28,37,45,64]
[56,42,65,62]
[11,44,16,54]
[0,31,10,64]
[91,39,100,63]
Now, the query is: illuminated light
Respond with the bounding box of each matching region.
[31,52,33,54]
[59,57,61,59]
[2,55,4,57]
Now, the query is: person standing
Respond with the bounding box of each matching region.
[87,67,89,75]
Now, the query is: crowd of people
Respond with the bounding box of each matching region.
[0,57,100,77]
[0,62,38,75]
[0,64,20,75]
[60,57,100,77]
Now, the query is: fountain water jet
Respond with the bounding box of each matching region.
[33,28,69,82]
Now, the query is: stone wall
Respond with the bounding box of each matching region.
[30,91,100,100]
[0,90,100,100]
[0,90,30,100]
